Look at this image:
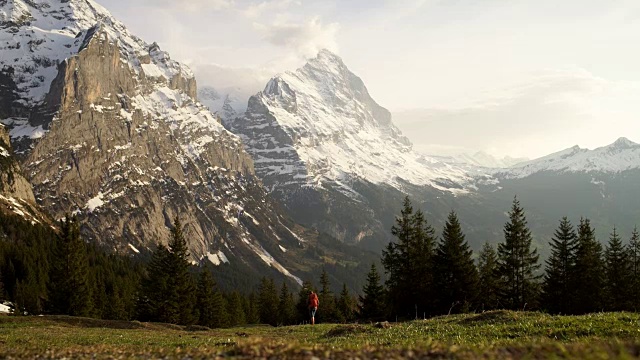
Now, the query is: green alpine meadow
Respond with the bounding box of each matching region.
[2,311,640,359]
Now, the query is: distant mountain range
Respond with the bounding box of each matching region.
[497,137,640,178]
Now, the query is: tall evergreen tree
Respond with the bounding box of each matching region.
[604,227,632,311]
[410,209,437,317]
[542,217,578,314]
[226,291,247,326]
[628,227,640,311]
[358,263,385,320]
[382,197,413,317]
[277,282,295,325]
[258,277,279,326]
[245,292,261,324]
[336,283,355,323]
[165,217,197,325]
[572,218,604,314]
[433,211,478,314]
[137,243,170,322]
[319,268,337,322]
[137,217,197,325]
[477,242,501,311]
[383,197,436,318]
[48,216,93,316]
[196,267,225,328]
[497,197,541,310]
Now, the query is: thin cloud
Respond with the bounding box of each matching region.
[243,0,301,19]
[393,69,640,158]
[254,17,340,58]
[131,0,235,12]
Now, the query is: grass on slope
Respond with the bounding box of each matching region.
[1,311,640,359]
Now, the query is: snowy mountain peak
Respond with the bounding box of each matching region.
[608,137,638,149]
[306,49,346,71]
[231,50,473,197]
[0,0,194,107]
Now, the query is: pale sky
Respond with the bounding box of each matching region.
[99,0,640,159]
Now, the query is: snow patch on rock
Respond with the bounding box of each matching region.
[86,192,105,212]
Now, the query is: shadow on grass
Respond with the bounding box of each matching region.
[457,310,519,325]
[324,324,371,338]
[43,316,188,331]
[44,316,147,329]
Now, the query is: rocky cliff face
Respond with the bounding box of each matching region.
[0,0,334,285]
[0,124,49,225]
[0,124,34,202]
[23,25,255,256]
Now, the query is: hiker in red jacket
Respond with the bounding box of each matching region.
[308,291,319,325]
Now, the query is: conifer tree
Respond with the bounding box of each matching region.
[196,267,224,328]
[433,211,478,314]
[107,287,128,321]
[48,215,93,316]
[14,279,38,315]
[245,292,261,324]
[477,242,500,311]
[542,217,578,314]
[226,291,247,326]
[628,227,640,311]
[497,197,541,310]
[604,227,631,311]
[319,268,337,322]
[382,197,413,317]
[383,197,436,318]
[258,277,279,326]
[572,218,604,314]
[410,209,437,317]
[358,263,385,320]
[137,243,170,322]
[278,282,295,325]
[336,283,355,323]
[165,217,197,325]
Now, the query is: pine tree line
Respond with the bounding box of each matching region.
[0,212,359,326]
[370,196,640,319]
[4,197,640,325]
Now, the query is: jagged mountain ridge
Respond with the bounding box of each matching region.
[496,137,640,179]
[198,85,246,126]
[0,0,374,287]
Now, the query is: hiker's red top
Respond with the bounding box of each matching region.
[308,292,319,308]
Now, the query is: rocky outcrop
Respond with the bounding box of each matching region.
[0,124,50,226]
[0,125,35,203]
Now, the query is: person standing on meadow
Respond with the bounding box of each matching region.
[308,290,319,325]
